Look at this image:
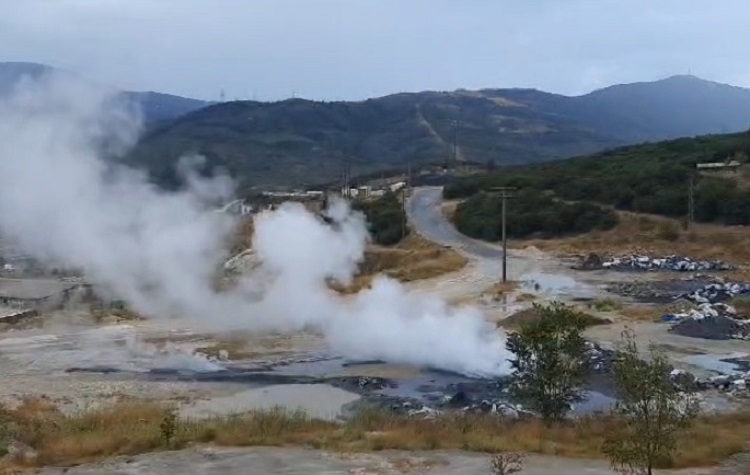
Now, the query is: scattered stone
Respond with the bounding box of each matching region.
[683,282,750,304]
[663,281,750,340]
[608,279,713,303]
[596,255,732,273]
[669,369,698,391]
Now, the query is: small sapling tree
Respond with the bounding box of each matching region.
[603,329,700,475]
[506,302,591,423]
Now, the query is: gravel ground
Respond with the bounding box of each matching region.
[34,446,714,475]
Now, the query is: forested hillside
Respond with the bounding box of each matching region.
[447,131,750,240]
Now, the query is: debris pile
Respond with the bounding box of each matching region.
[665,282,750,340]
[608,279,709,303]
[352,342,614,419]
[696,372,750,397]
[683,282,750,304]
[586,341,615,373]
[670,315,750,341]
[583,253,732,272]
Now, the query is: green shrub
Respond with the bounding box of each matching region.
[453,191,618,240]
[444,130,750,227]
[656,221,681,241]
[354,192,409,245]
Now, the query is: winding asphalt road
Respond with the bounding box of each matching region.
[406,187,504,259]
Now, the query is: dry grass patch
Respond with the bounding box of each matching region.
[334,234,468,293]
[441,200,459,220]
[194,339,263,360]
[521,212,750,272]
[619,304,680,322]
[515,293,537,303]
[500,307,611,329]
[483,281,519,301]
[90,303,145,324]
[729,296,750,316]
[226,214,467,294]
[0,401,748,470]
[588,298,622,312]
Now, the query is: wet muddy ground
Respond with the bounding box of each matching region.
[65,352,619,419]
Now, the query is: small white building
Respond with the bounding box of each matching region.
[357,186,371,198]
[389,181,406,192]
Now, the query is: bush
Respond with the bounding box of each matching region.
[603,330,699,475]
[656,221,680,241]
[354,192,409,245]
[506,302,591,423]
[445,131,750,227]
[453,191,618,240]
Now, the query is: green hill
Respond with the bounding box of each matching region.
[124,76,750,189]
[124,92,612,190]
[447,131,750,240]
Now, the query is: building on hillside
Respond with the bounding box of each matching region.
[0,278,80,311]
[389,181,406,192]
[222,200,255,216]
[357,186,371,198]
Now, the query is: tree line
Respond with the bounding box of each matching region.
[446,130,750,231]
[453,189,618,240]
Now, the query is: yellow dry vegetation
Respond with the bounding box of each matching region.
[333,234,468,293]
[484,281,519,299]
[619,304,679,322]
[193,340,261,360]
[227,214,467,294]
[1,400,748,471]
[521,212,750,277]
[499,307,611,330]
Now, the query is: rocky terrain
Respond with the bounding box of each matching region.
[1,188,750,473]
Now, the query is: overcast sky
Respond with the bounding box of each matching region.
[1,0,748,101]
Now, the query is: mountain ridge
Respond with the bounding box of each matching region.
[0,61,211,123]
[4,62,750,189]
[126,73,750,188]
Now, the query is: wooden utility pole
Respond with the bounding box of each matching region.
[490,186,516,282]
[452,120,458,165]
[401,155,412,239]
[687,171,695,230]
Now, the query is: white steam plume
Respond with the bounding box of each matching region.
[0,75,511,377]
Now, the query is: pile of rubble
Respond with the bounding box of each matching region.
[670,315,750,341]
[683,282,750,303]
[580,253,732,272]
[665,281,750,340]
[608,279,708,303]
[671,368,750,398]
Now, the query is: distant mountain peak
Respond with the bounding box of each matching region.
[0,61,210,123]
[0,61,53,70]
[662,74,705,81]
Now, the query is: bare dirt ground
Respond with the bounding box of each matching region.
[35,447,711,475]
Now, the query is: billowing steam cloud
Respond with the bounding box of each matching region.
[0,75,511,377]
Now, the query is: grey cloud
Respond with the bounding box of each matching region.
[0,0,748,100]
